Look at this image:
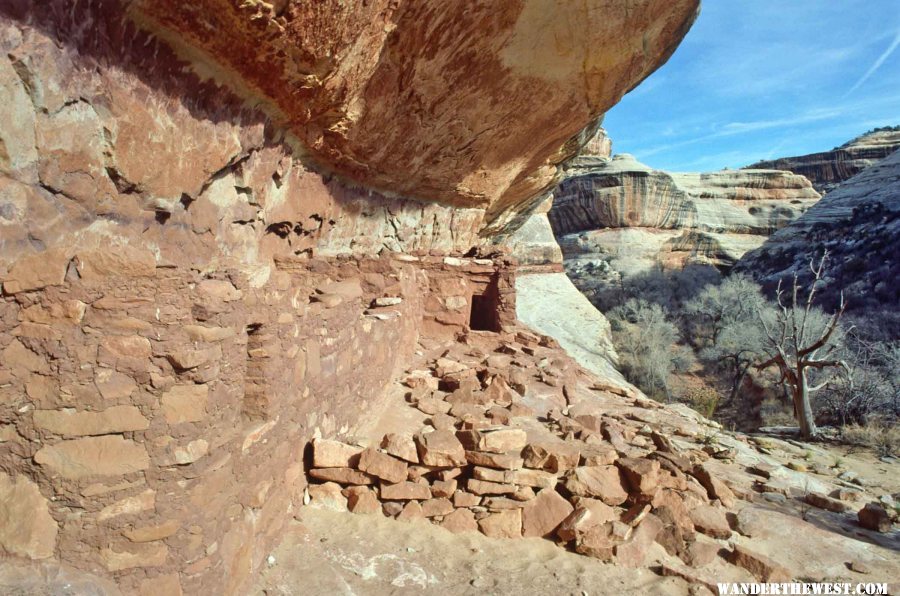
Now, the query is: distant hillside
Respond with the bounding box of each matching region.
[746,127,900,194]
[735,149,900,333]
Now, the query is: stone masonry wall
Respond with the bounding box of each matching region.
[420,256,518,339]
[0,251,520,594]
[0,254,429,595]
[0,10,523,585]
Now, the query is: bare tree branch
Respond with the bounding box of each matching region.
[753,251,847,439]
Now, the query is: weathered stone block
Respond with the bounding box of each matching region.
[33,406,149,437]
[347,488,380,514]
[728,544,792,582]
[565,466,628,505]
[478,428,528,453]
[614,514,664,568]
[616,458,661,496]
[357,448,408,484]
[453,490,481,508]
[184,325,236,342]
[124,520,180,543]
[307,482,349,512]
[94,370,139,400]
[396,501,425,522]
[173,439,210,465]
[421,498,454,517]
[430,479,457,498]
[0,472,58,559]
[440,509,478,534]
[689,504,731,539]
[522,488,574,538]
[160,384,208,425]
[311,439,363,468]
[380,481,432,501]
[97,489,156,522]
[380,433,419,463]
[2,249,69,294]
[34,436,150,479]
[308,468,373,485]
[76,246,157,280]
[478,509,522,538]
[100,543,168,571]
[167,346,221,370]
[101,336,152,360]
[466,450,524,470]
[467,478,517,496]
[415,430,466,467]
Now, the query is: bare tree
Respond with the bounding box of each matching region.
[817,331,895,426]
[686,274,769,404]
[755,253,849,438]
[700,321,768,405]
[608,298,683,401]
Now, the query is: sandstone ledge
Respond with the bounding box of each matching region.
[129,0,700,226]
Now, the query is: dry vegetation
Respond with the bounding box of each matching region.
[842,422,900,458]
[601,259,898,450]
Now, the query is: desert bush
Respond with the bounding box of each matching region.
[842,422,900,458]
[593,264,721,313]
[682,386,721,419]
[671,344,697,373]
[596,258,896,437]
[684,273,767,346]
[816,333,898,426]
[685,274,772,406]
[608,298,682,400]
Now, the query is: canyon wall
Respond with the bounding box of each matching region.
[0,1,487,288]
[548,154,820,297]
[0,1,700,593]
[747,128,900,194]
[736,149,900,326]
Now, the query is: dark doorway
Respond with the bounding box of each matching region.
[469,293,499,332]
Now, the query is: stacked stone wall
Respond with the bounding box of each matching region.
[0,254,429,594]
[0,251,520,593]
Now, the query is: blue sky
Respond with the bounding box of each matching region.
[603,1,900,172]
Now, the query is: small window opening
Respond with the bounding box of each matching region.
[469,293,499,332]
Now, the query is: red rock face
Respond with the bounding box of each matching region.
[0,0,699,288]
[130,0,700,228]
[0,1,704,593]
[0,1,487,285]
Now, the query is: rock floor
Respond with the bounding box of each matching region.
[254,509,691,596]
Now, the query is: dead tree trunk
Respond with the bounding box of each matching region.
[794,368,817,438]
[756,252,849,439]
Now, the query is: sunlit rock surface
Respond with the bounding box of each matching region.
[548,153,820,293]
[128,0,700,230]
[747,129,900,194]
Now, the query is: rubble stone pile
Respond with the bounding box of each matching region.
[305,329,795,582]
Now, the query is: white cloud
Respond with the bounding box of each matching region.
[845,29,900,96]
[632,94,900,163]
[636,110,839,158]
